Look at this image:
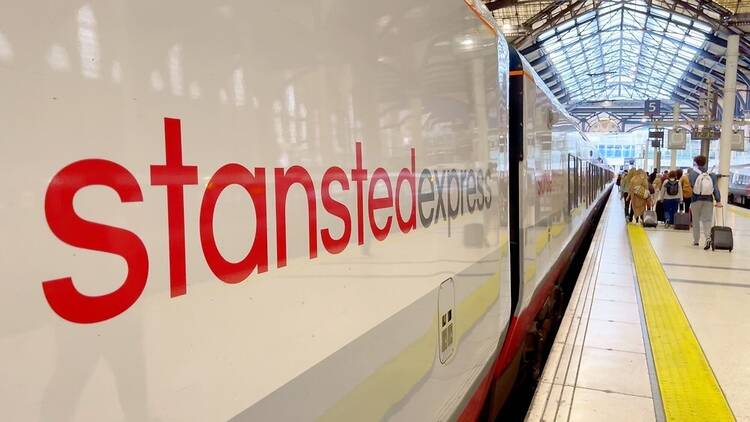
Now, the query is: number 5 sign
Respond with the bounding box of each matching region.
[644,99,661,117]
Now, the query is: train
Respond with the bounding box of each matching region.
[0,0,613,420]
[729,164,750,207]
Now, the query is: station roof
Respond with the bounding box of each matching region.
[484,0,750,125]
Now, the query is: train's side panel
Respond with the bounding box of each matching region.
[0,1,510,420]
[512,55,611,316]
[729,165,750,206]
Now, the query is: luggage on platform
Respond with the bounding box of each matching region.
[674,202,690,230]
[642,207,658,228]
[711,209,733,251]
[655,200,664,222]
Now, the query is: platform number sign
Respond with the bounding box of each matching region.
[644,99,661,117]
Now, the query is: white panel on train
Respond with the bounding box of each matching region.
[0,0,511,420]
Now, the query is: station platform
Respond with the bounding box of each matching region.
[527,190,749,422]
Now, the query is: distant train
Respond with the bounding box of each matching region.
[729,164,750,207]
[0,1,612,420]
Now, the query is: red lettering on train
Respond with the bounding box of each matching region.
[274,166,318,268]
[395,150,417,234]
[320,167,352,254]
[351,143,368,246]
[368,168,394,241]
[43,159,149,323]
[150,118,198,297]
[42,117,493,323]
[200,164,268,283]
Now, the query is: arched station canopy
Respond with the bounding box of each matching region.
[483,0,750,126]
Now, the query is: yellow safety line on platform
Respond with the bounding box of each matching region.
[729,206,750,219]
[627,224,734,421]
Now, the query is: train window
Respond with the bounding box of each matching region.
[594,166,599,198]
[583,162,587,205]
[576,157,583,208]
[581,159,585,205]
[595,167,599,193]
[568,154,576,212]
[586,162,591,204]
[587,163,591,203]
[589,163,593,203]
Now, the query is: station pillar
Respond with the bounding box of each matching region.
[718,35,739,207]
[670,103,679,170]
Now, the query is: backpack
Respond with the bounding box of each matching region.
[695,172,714,196]
[681,176,693,197]
[665,180,679,196]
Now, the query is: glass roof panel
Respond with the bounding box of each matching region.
[672,14,692,26]
[540,0,707,103]
[685,35,705,47]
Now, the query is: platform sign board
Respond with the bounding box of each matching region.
[644,99,661,117]
[691,126,721,140]
[649,129,664,148]
[668,128,687,149]
[732,129,746,151]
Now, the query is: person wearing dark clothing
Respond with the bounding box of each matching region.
[659,170,683,227]
[621,169,635,219]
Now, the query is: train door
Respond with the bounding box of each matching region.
[531,87,553,284]
[508,49,524,314]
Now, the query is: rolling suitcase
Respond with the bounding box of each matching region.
[711,209,733,252]
[655,200,665,222]
[673,203,690,230]
[642,207,658,228]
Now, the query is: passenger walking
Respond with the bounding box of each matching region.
[677,168,692,211]
[653,175,663,196]
[660,170,683,227]
[653,175,664,222]
[687,155,722,249]
[629,169,650,223]
[621,168,635,218]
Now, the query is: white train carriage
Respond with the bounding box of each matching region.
[0,0,611,420]
[729,164,750,206]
